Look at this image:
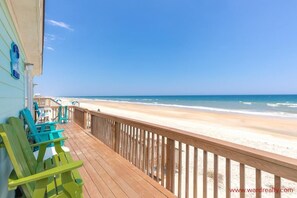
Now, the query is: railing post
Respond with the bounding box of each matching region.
[69,107,73,121]
[166,138,175,193]
[83,109,88,129]
[46,98,49,106]
[90,114,94,134]
[114,122,120,153]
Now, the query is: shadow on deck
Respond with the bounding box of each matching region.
[59,122,175,198]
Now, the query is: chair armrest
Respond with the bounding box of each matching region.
[28,129,64,137]
[30,137,67,148]
[8,161,83,189]
[35,122,57,127]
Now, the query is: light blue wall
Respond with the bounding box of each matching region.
[0,0,26,197]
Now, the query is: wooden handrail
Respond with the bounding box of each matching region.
[45,100,297,197]
[88,110,297,182]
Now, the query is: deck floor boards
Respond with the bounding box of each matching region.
[59,122,175,198]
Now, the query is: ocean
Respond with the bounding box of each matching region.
[69,95,297,119]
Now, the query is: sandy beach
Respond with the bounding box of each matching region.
[62,97,297,198]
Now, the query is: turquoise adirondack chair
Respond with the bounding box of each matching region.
[20,108,65,146]
[22,108,57,131]
[58,106,69,124]
[0,117,83,197]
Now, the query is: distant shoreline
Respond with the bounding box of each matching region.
[62,95,297,119]
[63,97,297,140]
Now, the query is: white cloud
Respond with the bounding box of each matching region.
[44,33,56,41]
[46,46,55,51]
[46,19,74,31]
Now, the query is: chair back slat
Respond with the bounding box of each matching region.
[20,108,41,142]
[33,101,40,117]
[0,124,34,196]
[7,117,37,174]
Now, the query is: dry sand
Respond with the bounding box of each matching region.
[62,98,297,198]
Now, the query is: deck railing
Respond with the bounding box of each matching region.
[36,100,297,198]
[34,97,60,107]
[34,97,74,122]
[73,107,91,129]
[70,106,297,198]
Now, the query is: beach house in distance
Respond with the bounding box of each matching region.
[0,0,44,197]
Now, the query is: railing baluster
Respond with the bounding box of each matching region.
[166,138,175,192]
[256,169,261,198]
[147,131,151,175]
[128,125,130,159]
[137,129,141,169]
[193,147,198,198]
[240,163,245,198]
[203,151,207,198]
[106,119,108,145]
[128,126,131,161]
[107,119,114,148]
[119,123,122,155]
[135,128,138,165]
[186,144,189,198]
[226,158,231,198]
[142,130,146,172]
[126,125,129,159]
[151,133,155,179]
[119,123,121,155]
[178,142,182,198]
[161,136,165,187]
[133,127,136,164]
[104,119,106,144]
[214,154,218,198]
[130,126,133,162]
[114,122,120,153]
[124,124,128,159]
[157,134,160,182]
[274,175,281,198]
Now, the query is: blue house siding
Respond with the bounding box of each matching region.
[0,1,26,197]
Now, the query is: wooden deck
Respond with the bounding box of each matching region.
[59,122,175,198]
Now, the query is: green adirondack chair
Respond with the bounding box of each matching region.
[58,106,69,124]
[21,108,65,146]
[0,117,83,197]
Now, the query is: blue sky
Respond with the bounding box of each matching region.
[35,0,297,96]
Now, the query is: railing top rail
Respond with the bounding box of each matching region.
[89,110,297,182]
[72,106,88,112]
[34,97,61,106]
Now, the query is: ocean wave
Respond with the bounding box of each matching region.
[158,104,297,118]
[240,101,252,105]
[267,102,297,108]
[267,103,279,107]
[81,98,297,119]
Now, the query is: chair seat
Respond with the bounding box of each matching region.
[33,146,70,161]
